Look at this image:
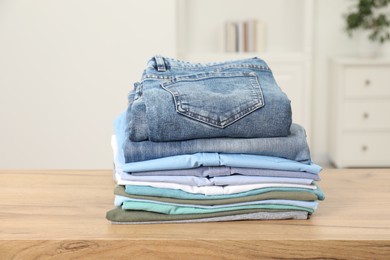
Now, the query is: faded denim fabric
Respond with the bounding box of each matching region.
[113,135,320,183]
[113,134,320,181]
[128,55,292,142]
[115,110,311,163]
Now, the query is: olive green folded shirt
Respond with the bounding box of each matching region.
[106,206,310,223]
[111,211,309,224]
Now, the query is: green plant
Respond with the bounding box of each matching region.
[344,0,390,43]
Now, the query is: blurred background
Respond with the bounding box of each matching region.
[1,0,389,169]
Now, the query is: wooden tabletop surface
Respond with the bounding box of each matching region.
[0,169,389,259]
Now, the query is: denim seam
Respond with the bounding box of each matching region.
[167,64,270,70]
[146,64,271,71]
[179,103,263,128]
[156,57,271,69]
[163,72,257,85]
[134,82,143,100]
[143,74,174,80]
[142,66,272,81]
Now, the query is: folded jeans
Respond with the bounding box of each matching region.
[116,111,311,163]
[128,55,292,142]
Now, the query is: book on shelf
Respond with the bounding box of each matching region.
[224,19,266,53]
[237,21,245,53]
[256,20,266,53]
[225,21,237,53]
[247,19,255,53]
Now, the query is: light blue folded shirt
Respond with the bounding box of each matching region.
[121,153,322,174]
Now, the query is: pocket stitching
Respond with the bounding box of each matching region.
[161,73,264,128]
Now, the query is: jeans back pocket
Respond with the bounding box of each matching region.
[161,72,264,128]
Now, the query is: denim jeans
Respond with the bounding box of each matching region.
[117,111,310,164]
[128,55,292,142]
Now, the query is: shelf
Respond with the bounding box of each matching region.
[331,56,390,65]
[176,0,309,55]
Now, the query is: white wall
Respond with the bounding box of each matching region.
[311,0,355,163]
[0,0,176,169]
[312,0,390,163]
[1,0,389,169]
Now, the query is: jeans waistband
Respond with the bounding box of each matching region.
[146,55,271,72]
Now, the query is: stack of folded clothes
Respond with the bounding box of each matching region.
[106,55,324,224]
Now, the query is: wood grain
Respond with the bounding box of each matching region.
[1,240,389,259]
[0,169,390,259]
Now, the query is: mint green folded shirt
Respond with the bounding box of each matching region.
[125,184,325,201]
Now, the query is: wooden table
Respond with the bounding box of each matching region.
[0,169,389,259]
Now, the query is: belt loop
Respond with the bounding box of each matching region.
[154,55,167,72]
[133,82,142,100]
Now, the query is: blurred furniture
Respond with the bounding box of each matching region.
[0,169,389,259]
[329,58,390,167]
